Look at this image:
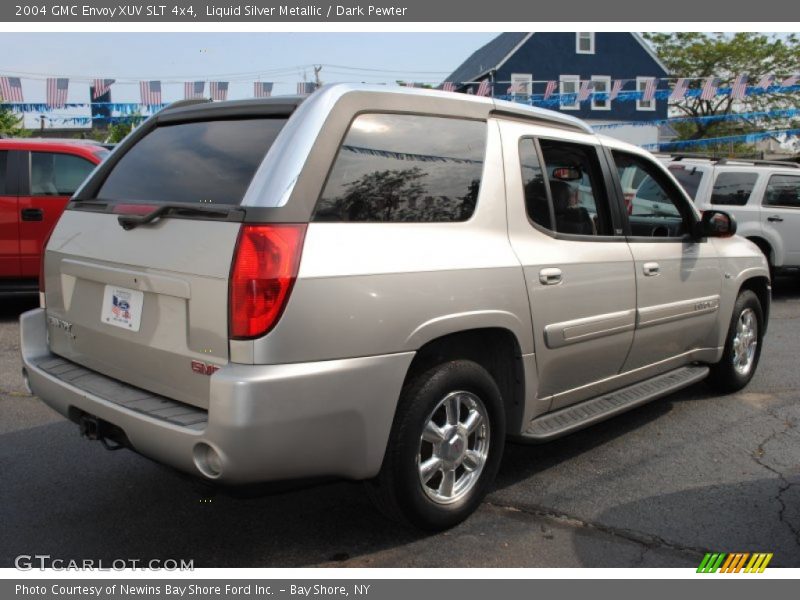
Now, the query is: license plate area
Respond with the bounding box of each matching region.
[101,285,144,332]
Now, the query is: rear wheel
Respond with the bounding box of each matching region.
[707,290,763,393]
[368,360,505,531]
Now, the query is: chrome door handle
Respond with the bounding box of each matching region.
[643,262,660,276]
[539,268,562,285]
[767,215,784,223]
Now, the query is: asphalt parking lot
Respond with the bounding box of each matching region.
[1,280,799,569]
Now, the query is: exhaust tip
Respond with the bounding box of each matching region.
[193,442,223,479]
[21,368,32,395]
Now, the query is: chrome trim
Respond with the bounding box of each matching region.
[544,309,636,349]
[637,295,721,328]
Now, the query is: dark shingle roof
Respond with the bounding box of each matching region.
[444,33,530,84]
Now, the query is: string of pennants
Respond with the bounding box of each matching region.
[0,76,319,107]
[3,72,800,109]
[592,107,800,130]
[451,74,800,106]
[40,106,800,133]
[642,127,800,151]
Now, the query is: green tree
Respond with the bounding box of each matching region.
[644,33,800,145]
[0,97,26,136]
[105,119,137,143]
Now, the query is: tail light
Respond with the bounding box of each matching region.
[229,224,307,340]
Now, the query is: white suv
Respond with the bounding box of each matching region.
[663,155,800,273]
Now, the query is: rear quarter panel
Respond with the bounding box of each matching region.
[230,120,533,365]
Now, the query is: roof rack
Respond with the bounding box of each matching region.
[669,153,800,168]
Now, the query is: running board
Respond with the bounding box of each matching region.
[523,365,709,441]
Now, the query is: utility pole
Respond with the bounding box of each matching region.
[313,65,323,89]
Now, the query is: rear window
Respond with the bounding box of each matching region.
[95,118,286,205]
[711,172,758,206]
[668,165,704,200]
[764,175,800,208]
[313,113,486,222]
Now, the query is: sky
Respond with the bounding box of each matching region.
[0,32,499,103]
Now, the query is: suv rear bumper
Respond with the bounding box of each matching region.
[20,308,413,484]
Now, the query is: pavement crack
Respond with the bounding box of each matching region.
[750,409,800,548]
[485,500,708,558]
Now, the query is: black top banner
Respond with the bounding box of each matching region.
[2,0,798,21]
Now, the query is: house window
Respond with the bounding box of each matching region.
[576,33,595,54]
[591,76,611,111]
[559,75,580,110]
[636,77,656,111]
[510,73,533,96]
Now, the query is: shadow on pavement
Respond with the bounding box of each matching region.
[0,294,38,323]
[576,479,800,567]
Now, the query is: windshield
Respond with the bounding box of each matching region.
[95,118,287,205]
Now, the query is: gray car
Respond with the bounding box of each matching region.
[20,84,770,530]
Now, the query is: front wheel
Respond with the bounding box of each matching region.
[707,289,764,393]
[367,360,505,531]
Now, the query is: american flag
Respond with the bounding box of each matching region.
[507,81,526,95]
[209,81,228,102]
[609,79,624,101]
[730,73,748,100]
[781,74,799,88]
[0,76,23,102]
[700,77,719,101]
[643,78,658,102]
[577,80,593,102]
[441,82,456,92]
[184,81,205,99]
[756,74,775,90]
[475,80,491,97]
[46,78,69,108]
[92,79,114,100]
[140,81,162,105]
[669,78,689,101]
[254,82,273,98]
[297,82,316,95]
[543,80,558,100]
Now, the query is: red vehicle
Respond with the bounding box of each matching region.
[0,138,108,292]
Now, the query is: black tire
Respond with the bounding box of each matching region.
[706,289,764,393]
[367,360,505,531]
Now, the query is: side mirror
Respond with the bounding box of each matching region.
[697,210,737,238]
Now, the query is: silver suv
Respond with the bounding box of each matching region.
[663,155,800,274]
[20,85,770,530]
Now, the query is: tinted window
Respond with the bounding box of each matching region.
[0,151,7,195]
[96,118,287,205]
[31,152,96,196]
[538,139,612,236]
[764,175,800,208]
[711,172,758,206]
[667,165,704,200]
[614,151,689,237]
[519,139,551,230]
[314,114,486,222]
